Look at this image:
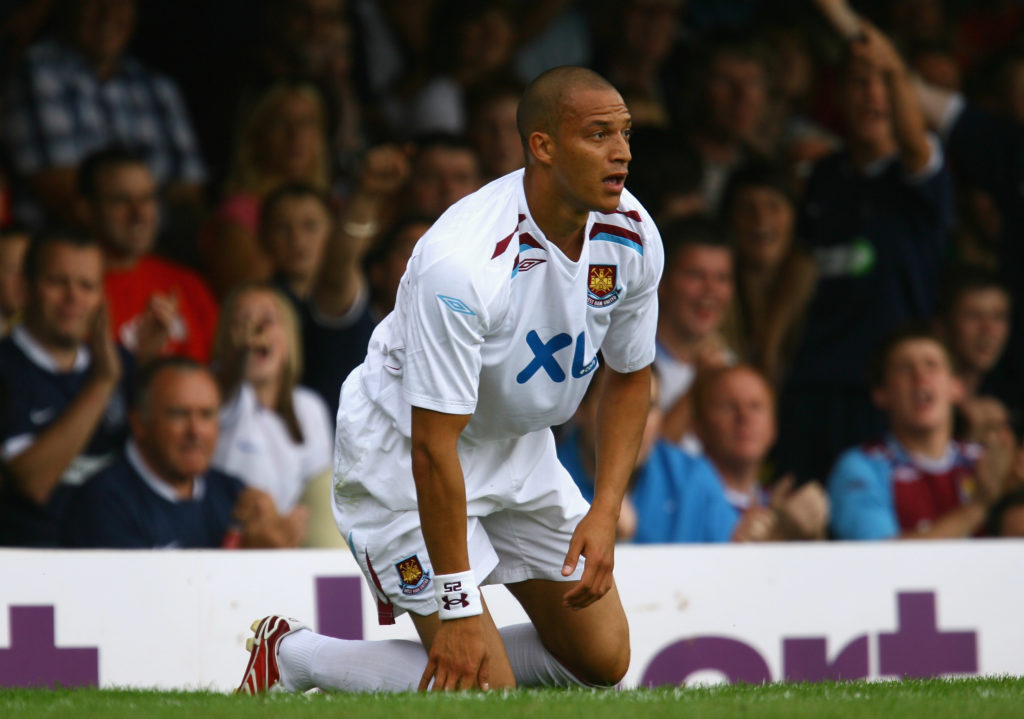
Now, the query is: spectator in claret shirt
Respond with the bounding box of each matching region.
[77,146,218,364]
[828,327,1015,540]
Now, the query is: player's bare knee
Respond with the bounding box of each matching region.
[568,632,630,686]
[575,648,630,686]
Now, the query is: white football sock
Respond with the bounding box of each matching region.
[278,629,427,692]
[499,623,597,688]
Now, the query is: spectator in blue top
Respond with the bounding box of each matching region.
[827,326,1015,540]
[557,365,741,544]
[0,230,132,546]
[776,19,953,485]
[693,364,830,541]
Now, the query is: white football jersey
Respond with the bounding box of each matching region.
[356,169,663,444]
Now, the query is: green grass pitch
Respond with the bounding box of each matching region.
[2,677,1023,719]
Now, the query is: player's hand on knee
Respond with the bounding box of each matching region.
[419,616,490,692]
[561,512,616,609]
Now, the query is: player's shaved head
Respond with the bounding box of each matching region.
[517,66,619,161]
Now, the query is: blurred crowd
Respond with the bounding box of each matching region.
[0,0,1023,549]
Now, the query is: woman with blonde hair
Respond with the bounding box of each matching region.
[210,284,334,546]
[720,159,817,386]
[201,82,332,297]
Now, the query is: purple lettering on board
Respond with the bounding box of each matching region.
[783,635,870,682]
[315,576,364,640]
[878,591,977,678]
[640,636,771,687]
[0,606,99,688]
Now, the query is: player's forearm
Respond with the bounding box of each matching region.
[412,446,471,573]
[7,378,118,505]
[591,365,651,518]
[411,408,473,574]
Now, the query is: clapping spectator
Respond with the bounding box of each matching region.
[77,146,219,363]
[0,231,132,546]
[557,366,738,544]
[557,365,805,544]
[694,364,829,541]
[828,327,1014,540]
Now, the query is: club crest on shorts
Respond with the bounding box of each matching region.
[587,264,620,308]
[395,554,431,595]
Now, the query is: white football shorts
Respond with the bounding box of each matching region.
[331,371,589,623]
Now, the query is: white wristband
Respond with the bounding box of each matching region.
[435,570,483,620]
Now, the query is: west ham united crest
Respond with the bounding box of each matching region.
[395,554,431,595]
[587,264,620,307]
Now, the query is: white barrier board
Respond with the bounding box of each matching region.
[0,540,1019,690]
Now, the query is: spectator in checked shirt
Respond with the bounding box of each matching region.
[0,0,206,234]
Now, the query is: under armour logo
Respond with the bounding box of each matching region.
[442,594,470,610]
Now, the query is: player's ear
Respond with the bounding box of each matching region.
[528,131,554,167]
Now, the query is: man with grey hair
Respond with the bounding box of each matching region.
[62,357,299,548]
